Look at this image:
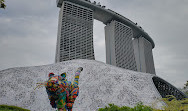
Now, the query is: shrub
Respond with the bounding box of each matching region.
[161,95,188,111]
[98,96,188,111]
[98,103,153,111]
[0,105,30,111]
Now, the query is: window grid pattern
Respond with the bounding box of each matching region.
[57,1,95,62]
[114,21,137,71]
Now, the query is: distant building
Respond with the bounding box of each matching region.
[55,1,95,62]
[105,20,137,71]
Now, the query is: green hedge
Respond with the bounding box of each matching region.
[98,96,188,111]
[0,105,30,111]
[161,95,188,111]
[98,103,153,111]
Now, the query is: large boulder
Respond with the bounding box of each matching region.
[0,59,163,111]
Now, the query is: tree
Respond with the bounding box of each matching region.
[184,81,188,88]
[0,0,6,9]
[183,81,188,96]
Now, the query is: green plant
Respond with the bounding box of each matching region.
[183,81,188,96]
[98,103,153,111]
[186,92,188,96]
[98,96,188,111]
[132,103,153,111]
[0,0,6,9]
[184,81,188,89]
[161,95,188,111]
[0,105,30,111]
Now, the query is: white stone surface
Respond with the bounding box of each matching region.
[0,59,163,111]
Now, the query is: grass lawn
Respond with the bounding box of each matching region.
[0,105,30,111]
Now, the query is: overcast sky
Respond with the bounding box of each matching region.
[0,0,187,88]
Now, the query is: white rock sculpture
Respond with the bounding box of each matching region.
[0,59,163,111]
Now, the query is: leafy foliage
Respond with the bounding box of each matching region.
[186,92,188,96]
[183,81,188,96]
[0,105,30,111]
[184,81,188,88]
[98,103,153,111]
[98,96,188,111]
[0,0,6,9]
[161,95,188,111]
[184,81,188,90]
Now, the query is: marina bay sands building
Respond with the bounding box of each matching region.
[133,37,156,74]
[55,1,95,62]
[105,21,137,71]
[56,0,156,74]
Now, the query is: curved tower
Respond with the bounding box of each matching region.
[55,1,95,62]
[105,20,137,71]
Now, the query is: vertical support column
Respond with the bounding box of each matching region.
[105,21,116,66]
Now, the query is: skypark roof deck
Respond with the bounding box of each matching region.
[57,0,155,48]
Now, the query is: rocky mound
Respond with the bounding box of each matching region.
[0,59,162,111]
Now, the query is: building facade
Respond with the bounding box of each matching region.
[56,0,156,74]
[105,20,137,71]
[55,1,95,62]
[133,37,156,74]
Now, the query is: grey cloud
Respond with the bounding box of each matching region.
[0,0,58,70]
[1,0,58,17]
[0,0,187,88]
